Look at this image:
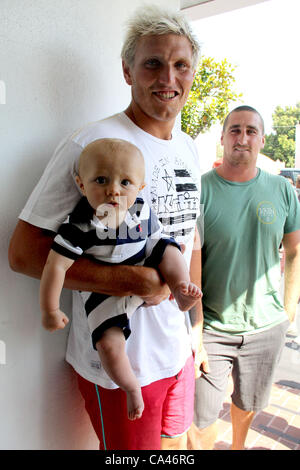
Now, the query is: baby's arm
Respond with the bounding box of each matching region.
[40,250,74,331]
[158,244,202,311]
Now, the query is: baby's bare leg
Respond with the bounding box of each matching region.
[96,327,144,420]
[159,245,202,311]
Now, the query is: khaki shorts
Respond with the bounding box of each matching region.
[194,320,289,429]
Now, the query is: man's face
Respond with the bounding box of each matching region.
[221,111,265,167]
[123,34,195,124]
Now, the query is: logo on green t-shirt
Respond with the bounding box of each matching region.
[256,201,277,224]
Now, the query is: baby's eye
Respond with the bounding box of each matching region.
[96,176,106,184]
[121,179,131,186]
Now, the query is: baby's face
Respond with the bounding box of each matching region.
[77,141,145,225]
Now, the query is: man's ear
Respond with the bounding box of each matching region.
[75,175,86,196]
[122,60,132,85]
[220,132,224,146]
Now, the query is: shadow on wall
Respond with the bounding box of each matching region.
[39,357,99,450]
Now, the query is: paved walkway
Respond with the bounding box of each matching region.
[215,373,300,450]
[213,332,300,450]
[211,278,300,451]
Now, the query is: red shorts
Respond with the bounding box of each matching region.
[77,355,195,450]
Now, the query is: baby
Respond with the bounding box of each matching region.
[40,138,202,420]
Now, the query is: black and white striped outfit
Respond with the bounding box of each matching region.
[52,196,179,349]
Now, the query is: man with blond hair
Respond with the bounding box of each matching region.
[9,6,205,450]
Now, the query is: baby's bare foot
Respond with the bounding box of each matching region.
[127,388,144,420]
[174,281,202,311]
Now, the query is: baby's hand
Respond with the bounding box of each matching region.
[42,309,69,332]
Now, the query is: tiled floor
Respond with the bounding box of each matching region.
[214,376,300,450]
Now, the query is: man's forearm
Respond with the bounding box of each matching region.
[189,302,203,346]
[189,301,210,376]
[188,227,210,375]
[283,251,300,322]
[9,220,164,298]
[283,230,300,322]
[189,227,201,288]
[65,257,162,297]
[188,227,203,338]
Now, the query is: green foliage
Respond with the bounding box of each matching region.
[261,102,300,167]
[181,56,242,139]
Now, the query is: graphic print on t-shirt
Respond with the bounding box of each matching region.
[150,155,199,243]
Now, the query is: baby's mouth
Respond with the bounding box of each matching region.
[107,201,119,206]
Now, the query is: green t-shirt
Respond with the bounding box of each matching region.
[198,168,300,334]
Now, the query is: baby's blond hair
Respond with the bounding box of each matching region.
[78,138,145,179]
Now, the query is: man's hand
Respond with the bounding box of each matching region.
[193,343,209,379]
[142,284,171,307]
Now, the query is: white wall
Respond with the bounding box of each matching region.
[0,0,179,450]
[195,124,222,174]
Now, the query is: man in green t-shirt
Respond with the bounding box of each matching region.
[188,106,300,450]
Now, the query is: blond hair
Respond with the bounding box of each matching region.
[121,5,201,69]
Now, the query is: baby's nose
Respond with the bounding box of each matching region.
[107,182,120,195]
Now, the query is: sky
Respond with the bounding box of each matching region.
[192,0,300,134]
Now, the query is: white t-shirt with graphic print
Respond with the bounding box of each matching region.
[20,112,201,389]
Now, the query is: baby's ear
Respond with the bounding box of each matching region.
[75,175,86,195]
